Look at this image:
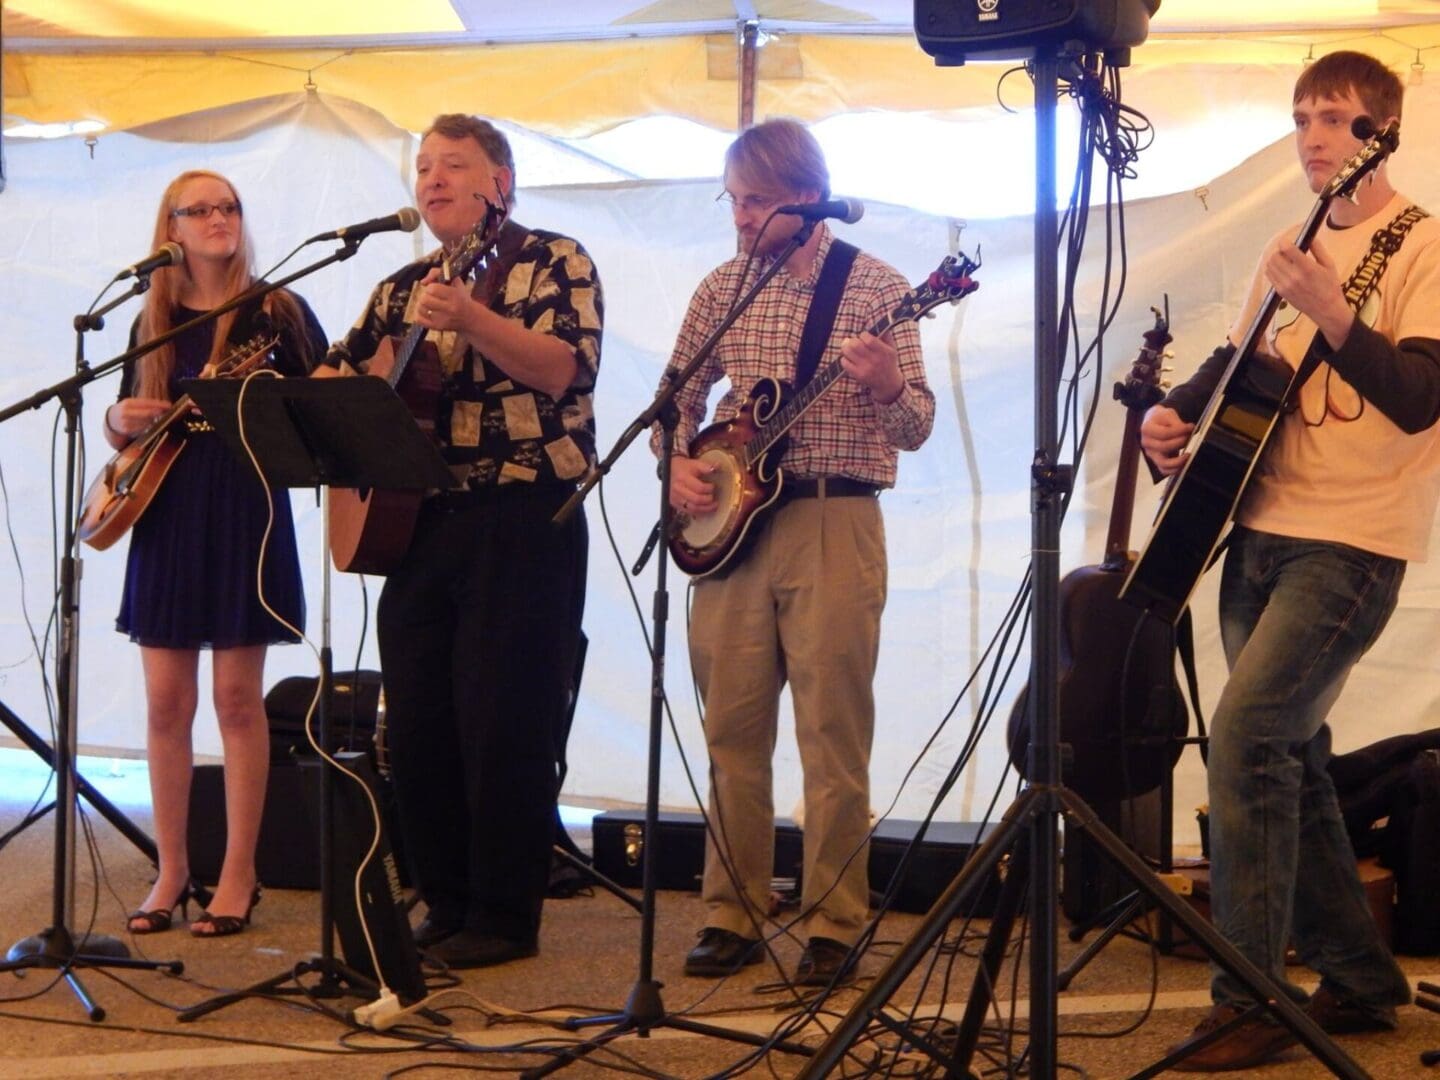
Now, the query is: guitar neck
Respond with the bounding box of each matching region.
[1184,199,1329,448]
[746,306,900,463]
[384,231,496,389]
[1222,194,1332,395]
[1103,407,1144,567]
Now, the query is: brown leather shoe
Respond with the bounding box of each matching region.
[1168,1003,1296,1072]
[1306,986,1399,1035]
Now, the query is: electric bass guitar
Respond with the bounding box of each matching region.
[328,200,507,575]
[668,251,980,578]
[1006,303,1187,802]
[1120,121,1400,623]
[78,330,279,551]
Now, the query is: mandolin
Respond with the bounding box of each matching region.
[668,250,980,578]
[328,199,507,575]
[78,329,278,551]
[1006,304,1187,803]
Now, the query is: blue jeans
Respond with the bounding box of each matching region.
[1208,526,1411,1010]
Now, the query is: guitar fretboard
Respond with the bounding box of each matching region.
[742,293,934,468]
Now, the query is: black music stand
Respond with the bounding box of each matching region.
[173,375,451,1021]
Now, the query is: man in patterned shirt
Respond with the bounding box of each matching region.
[656,119,934,986]
[323,114,601,969]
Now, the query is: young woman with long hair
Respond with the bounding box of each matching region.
[104,170,326,937]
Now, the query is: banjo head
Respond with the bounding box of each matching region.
[678,448,745,553]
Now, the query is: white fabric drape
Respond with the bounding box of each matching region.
[3,90,1438,843]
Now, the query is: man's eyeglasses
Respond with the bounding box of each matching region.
[716,192,786,214]
[171,201,243,220]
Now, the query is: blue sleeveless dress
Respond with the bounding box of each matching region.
[115,300,322,648]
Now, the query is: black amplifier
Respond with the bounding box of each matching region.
[914,0,1158,63]
[592,811,999,916]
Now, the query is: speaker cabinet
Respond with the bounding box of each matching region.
[187,761,323,889]
[914,0,1158,63]
[592,811,999,916]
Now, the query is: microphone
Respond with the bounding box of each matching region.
[308,207,422,244]
[774,198,865,224]
[1351,115,1400,150]
[114,242,183,281]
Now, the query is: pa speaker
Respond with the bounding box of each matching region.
[914,0,1159,63]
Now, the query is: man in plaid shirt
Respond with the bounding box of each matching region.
[655,118,935,986]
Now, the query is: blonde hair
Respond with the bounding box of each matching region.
[134,171,309,399]
[724,118,831,200]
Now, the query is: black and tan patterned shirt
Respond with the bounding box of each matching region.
[654,225,933,486]
[326,221,602,489]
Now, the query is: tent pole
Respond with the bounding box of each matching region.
[738,18,758,131]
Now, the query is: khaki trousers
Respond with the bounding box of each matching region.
[689,492,886,945]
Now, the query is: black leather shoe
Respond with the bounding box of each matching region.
[412,913,462,949]
[425,930,538,969]
[683,928,762,977]
[794,936,856,987]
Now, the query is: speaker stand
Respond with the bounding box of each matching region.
[792,50,1368,1079]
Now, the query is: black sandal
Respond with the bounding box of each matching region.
[127,879,204,935]
[190,884,262,938]
[127,903,182,934]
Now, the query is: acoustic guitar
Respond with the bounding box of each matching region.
[1120,121,1400,623]
[328,200,507,575]
[668,250,980,578]
[1006,305,1187,802]
[78,329,278,551]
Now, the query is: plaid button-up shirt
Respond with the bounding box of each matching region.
[656,226,934,486]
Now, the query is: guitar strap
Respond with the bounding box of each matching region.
[1285,203,1430,407]
[794,239,860,391]
[1174,608,1208,766]
[1202,206,1431,580]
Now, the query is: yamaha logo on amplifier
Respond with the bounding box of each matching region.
[978,0,999,23]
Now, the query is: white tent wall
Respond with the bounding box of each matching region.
[2,85,1439,842]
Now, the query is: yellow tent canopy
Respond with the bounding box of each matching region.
[7,1,1440,137]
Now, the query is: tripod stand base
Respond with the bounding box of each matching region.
[795,785,1372,1080]
[1,925,184,1021]
[177,955,376,1023]
[7,928,132,962]
[551,843,642,913]
[522,978,813,1080]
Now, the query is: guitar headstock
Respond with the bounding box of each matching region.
[896,248,982,323]
[441,194,509,282]
[1114,297,1172,412]
[1322,119,1400,202]
[202,329,281,380]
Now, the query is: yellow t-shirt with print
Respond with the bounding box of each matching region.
[1233,192,1440,562]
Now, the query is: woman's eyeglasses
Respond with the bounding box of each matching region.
[171,201,243,220]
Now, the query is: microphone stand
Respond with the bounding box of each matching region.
[535,224,821,1077]
[0,271,183,1021]
[0,241,365,1021]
